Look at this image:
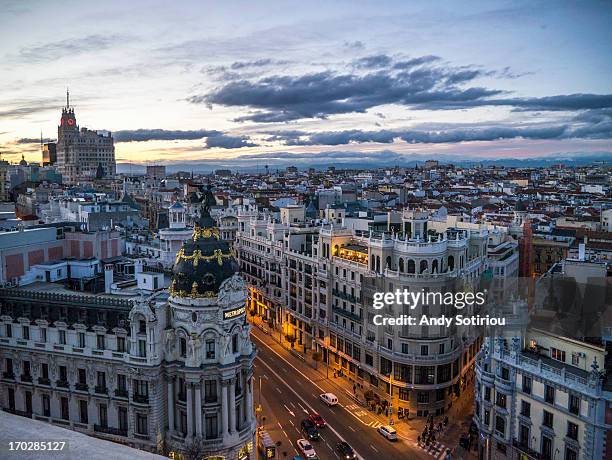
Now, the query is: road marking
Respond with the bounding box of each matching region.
[253,333,380,431]
[275,387,282,394]
[289,401,296,409]
[370,444,379,452]
[255,355,366,460]
[289,419,294,426]
[262,373,269,380]
[283,404,296,417]
[298,403,308,414]
[348,425,356,432]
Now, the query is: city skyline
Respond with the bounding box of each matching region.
[1,0,611,167]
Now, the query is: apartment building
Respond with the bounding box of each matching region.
[237,205,490,417]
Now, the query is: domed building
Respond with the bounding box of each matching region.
[164,195,256,459]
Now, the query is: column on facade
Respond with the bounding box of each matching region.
[245,376,253,424]
[229,377,236,433]
[167,377,175,432]
[195,382,202,437]
[221,380,229,437]
[186,383,193,437]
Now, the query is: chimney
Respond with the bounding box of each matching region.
[104,264,114,293]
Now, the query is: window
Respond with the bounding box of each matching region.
[569,394,580,415]
[496,393,507,409]
[496,443,507,454]
[522,375,532,394]
[99,404,108,428]
[567,421,578,440]
[365,353,373,366]
[136,414,148,435]
[79,400,88,423]
[439,343,445,354]
[206,340,215,359]
[519,424,529,446]
[42,395,50,417]
[420,345,428,356]
[59,330,66,345]
[543,410,553,428]
[59,366,67,382]
[232,334,238,353]
[484,410,490,425]
[40,328,47,343]
[5,323,12,337]
[571,353,580,366]
[118,407,128,431]
[78,332,86,348]
[180,338,187,358]
[544,385,555,404]
[116,336,126,352]
[138,320,146,334]
[541,436,552,460]
[500,367,510,380]
[417,392,429,403]
[495,415,505,436]
[135,380,149,397]
[484,386,491,402]
[96,334,105,350]
[520,400,530,417]
[205,414,218,439]
[551,347,566,362]
[565,447,578,460]
[117,374,127,391]
[399,388,410,401]
[78,368,87,385]
[97,371,106,390]
[204,380,217,402]
[41,363,49,380]
[23,361,31,378]
[22,326,30,340]
[401,343,409,354]
[60,397,69,420]
[138,340,146,357]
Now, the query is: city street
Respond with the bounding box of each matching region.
[252,325,459,460]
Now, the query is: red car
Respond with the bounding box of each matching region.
[308,413,326,428]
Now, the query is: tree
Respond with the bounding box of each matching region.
[179,436,209,460]
[311,351,323,370]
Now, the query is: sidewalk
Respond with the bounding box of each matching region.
[250,316,474,448]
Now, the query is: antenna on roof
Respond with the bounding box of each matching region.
[66,87,70,108]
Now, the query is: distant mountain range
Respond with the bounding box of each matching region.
[117,151,612,174]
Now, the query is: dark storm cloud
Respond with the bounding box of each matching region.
[265,121,612,147]
[352,54,393,69]
[204,134,257,149]
[194,66,501,123]
[17,137,54,144]
[17,34,131,62]
[191,52,612,124]
[113,129,221,142]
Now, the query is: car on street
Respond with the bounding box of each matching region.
[300,419,320,441]
[296,439,318,459]
[377,425,398,441]
[336,441,356,459]
[308,413,327,428]
[319,392,338,406]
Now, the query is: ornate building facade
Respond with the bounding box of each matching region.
[56,92,116,185]
[0,198,256,460]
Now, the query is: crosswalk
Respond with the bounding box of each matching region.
[411,441,450,460]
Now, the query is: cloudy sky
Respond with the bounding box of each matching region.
[1,0,611,168]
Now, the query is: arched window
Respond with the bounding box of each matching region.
[371,256,375,270]
[420,260,428,274]
[333,245,339,256]
[448,255,455,271]
[386,256,392,270]
[376,256,381,273]
[432,259,439,274]
[399,258,405,272]
[407,259,415,274]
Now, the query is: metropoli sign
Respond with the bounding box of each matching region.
[223,306,246,320]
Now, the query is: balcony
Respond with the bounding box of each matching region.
[332,289,360,303]
[38,377,51,386]
[332,306,362,323]
[114,389,128,398]
[94,424,127,437]
[21,374,33,383]
[56,380,69,389]
[75,383,89,392]
[94,386,108,395]
[512,438,541,459]
[2,371,15,380]
[133,394,149,404]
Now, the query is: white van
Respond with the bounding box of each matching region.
[377,425,398,441]
[319,393,338,406]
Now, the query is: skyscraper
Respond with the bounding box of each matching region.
[56,91,116,185]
